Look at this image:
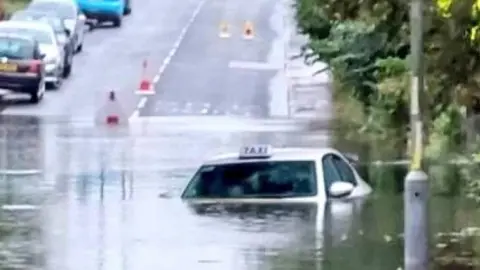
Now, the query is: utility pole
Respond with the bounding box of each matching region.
[404,0,429,269]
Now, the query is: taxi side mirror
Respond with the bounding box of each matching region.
[329,182,354,198]
[343,153,359,165]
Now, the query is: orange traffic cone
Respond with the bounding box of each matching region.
[136,60,155,95]
[243,21,254,39]
[219,21,230,38]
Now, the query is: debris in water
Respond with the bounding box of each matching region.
[383,234,392,242]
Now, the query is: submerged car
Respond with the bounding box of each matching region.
[75,0,126,27]
[181,145,372,203]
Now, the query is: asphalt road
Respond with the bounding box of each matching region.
[0,0,205,122]
[134,0,281,118]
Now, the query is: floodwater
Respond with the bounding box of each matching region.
[0,115,477,270]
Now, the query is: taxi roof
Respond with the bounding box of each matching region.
[204,147,342,165]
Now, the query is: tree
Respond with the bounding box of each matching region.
[294,0,480,150]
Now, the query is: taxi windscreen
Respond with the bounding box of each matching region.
[181,161,317,199]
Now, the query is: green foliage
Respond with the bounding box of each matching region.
[294,0,480,195]
[294,0,480,111]
[4,0,30,15]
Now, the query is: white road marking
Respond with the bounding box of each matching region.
[138,97,147,108]
[2,204,40,211]
[129,0,208,120]
[0,169,42,175]
[219,32,231,38]
[129,110,139,120]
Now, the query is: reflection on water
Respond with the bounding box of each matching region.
[0,116,477,269]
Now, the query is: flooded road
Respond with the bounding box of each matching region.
[0,115,476,270]
[0,0,464,267]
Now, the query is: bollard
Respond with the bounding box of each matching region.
[404,170,429,270]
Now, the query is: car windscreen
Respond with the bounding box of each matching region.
[0,37,35,59]
[0,28,53,45]
[181,161,317,199]
[38,17,64,33]
[28,2,76,19]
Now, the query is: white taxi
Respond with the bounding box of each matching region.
[181,145,372,203]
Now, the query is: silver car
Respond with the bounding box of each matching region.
[27,0,86,53]
[0,21,64,89]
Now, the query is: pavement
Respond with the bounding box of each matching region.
[0,0,335,269]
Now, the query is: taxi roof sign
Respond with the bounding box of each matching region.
[239,145,272,159]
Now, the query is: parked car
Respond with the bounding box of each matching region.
[0,21,65,89]
[181,145,372,203]
[75,0,125,27]
[10,10,74,78]
[27,0,85,53]
[0,33,45,103]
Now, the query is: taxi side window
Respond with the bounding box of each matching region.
[322,155,340,191]
[331,154,357,186]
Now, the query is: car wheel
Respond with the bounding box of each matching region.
[113,16,122,27]
[48,73,62,90]
[88,23,95,32]
[63,61,72,78]
[30,81,45,104]
[123,7,131,15]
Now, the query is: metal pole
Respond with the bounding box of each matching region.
[284,0,291,118]
[410,0,424,167]
[404,0,429,269]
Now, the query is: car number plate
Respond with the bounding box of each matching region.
[0,63,17,72]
